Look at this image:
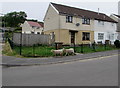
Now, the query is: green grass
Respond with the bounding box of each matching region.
[13,45,55,57]
[74,45,117,53]
[4,43,118,57]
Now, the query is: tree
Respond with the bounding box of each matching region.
[27,19,38,22]
[3,11,27,27]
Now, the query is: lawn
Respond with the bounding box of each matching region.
[13,45,55,57]
[2,40,118,57]
[74,45,117,53]
[10,44,117,57]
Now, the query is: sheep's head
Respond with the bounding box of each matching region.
[62,48,66,53]
[51,49,54,52]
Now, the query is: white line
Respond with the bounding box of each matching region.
[61,54,118,65]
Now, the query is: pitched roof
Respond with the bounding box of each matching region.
[114,14,120,18]
[38,22,44,27]
[51,3,117,23]
[27,21,43,27]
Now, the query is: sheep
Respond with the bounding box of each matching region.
[64,48,74,56]
[51,48,65,56]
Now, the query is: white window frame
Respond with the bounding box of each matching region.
[66,15,73,23]
[98,33,104,40]
[82,18,90,25]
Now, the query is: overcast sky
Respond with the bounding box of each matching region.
[0,0,119,22]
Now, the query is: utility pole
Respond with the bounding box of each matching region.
[0,13,5,41]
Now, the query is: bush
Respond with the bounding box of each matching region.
[14,27,22,33]
[114,40,120,48]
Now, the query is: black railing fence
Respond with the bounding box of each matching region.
[7,38,116,57]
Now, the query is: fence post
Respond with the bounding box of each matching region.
[81,43,83,53]
[92,42,96,51]
[33,44,35,57]
[73,42,76,52]
[55,43,57,50]
[104,43,106,50]
[20,33,22,55]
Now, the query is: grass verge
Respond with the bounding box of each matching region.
[2,43,118,58]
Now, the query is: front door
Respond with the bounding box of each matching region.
[71,32,75,44]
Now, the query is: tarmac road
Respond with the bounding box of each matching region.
[2,54,118,86]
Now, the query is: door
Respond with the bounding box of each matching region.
[71,32,75,44]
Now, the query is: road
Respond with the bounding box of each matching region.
[2,54,118,86]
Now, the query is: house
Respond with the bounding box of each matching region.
[110,14,120,40]
[44,2,117,45]
[21,21,44,34]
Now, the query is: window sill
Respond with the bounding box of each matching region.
[66,22,73,23]
[82,40,90,41]
[82,24,90,25]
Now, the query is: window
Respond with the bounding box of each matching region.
[82,18,90,25]
[31,31,34,34]
[82,32,90,41]
[37,27,40,29]
[110,34,114,40]
[37,32,40,34]
[32,26,36,28]
[98,33,104,40]
[66,15,73,23]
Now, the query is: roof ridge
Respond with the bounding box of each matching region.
[51,2,117,23]
[51,2,105,16]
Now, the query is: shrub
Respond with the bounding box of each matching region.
[114,40,120,48]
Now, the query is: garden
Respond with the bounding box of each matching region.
[2,39,118,58]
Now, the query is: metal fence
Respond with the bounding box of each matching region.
[8,37,55,57]
[7,36,116,57]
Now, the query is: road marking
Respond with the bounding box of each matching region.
[61,54,119,65]
[79,54,118,62]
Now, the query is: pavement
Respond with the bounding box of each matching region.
[1,50,119,67]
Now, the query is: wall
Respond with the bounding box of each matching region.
[60,15,94,31]
[44,29,70,44]
[13,33,53,46]
[94,20,117,32]
[44,4,59,31]
[76,30,94,44]
[94,20,117,44]
[110,14,120,32]
[44,29,94,45]
[21,21,32,34]
[117,32,120,40]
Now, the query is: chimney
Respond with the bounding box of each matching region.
[98,8,99,15]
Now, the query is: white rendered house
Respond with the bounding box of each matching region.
[21,21,44,34]
[94,20,118,44]
[110,14,120,40]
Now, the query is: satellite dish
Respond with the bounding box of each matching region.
[76,23,80,26]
